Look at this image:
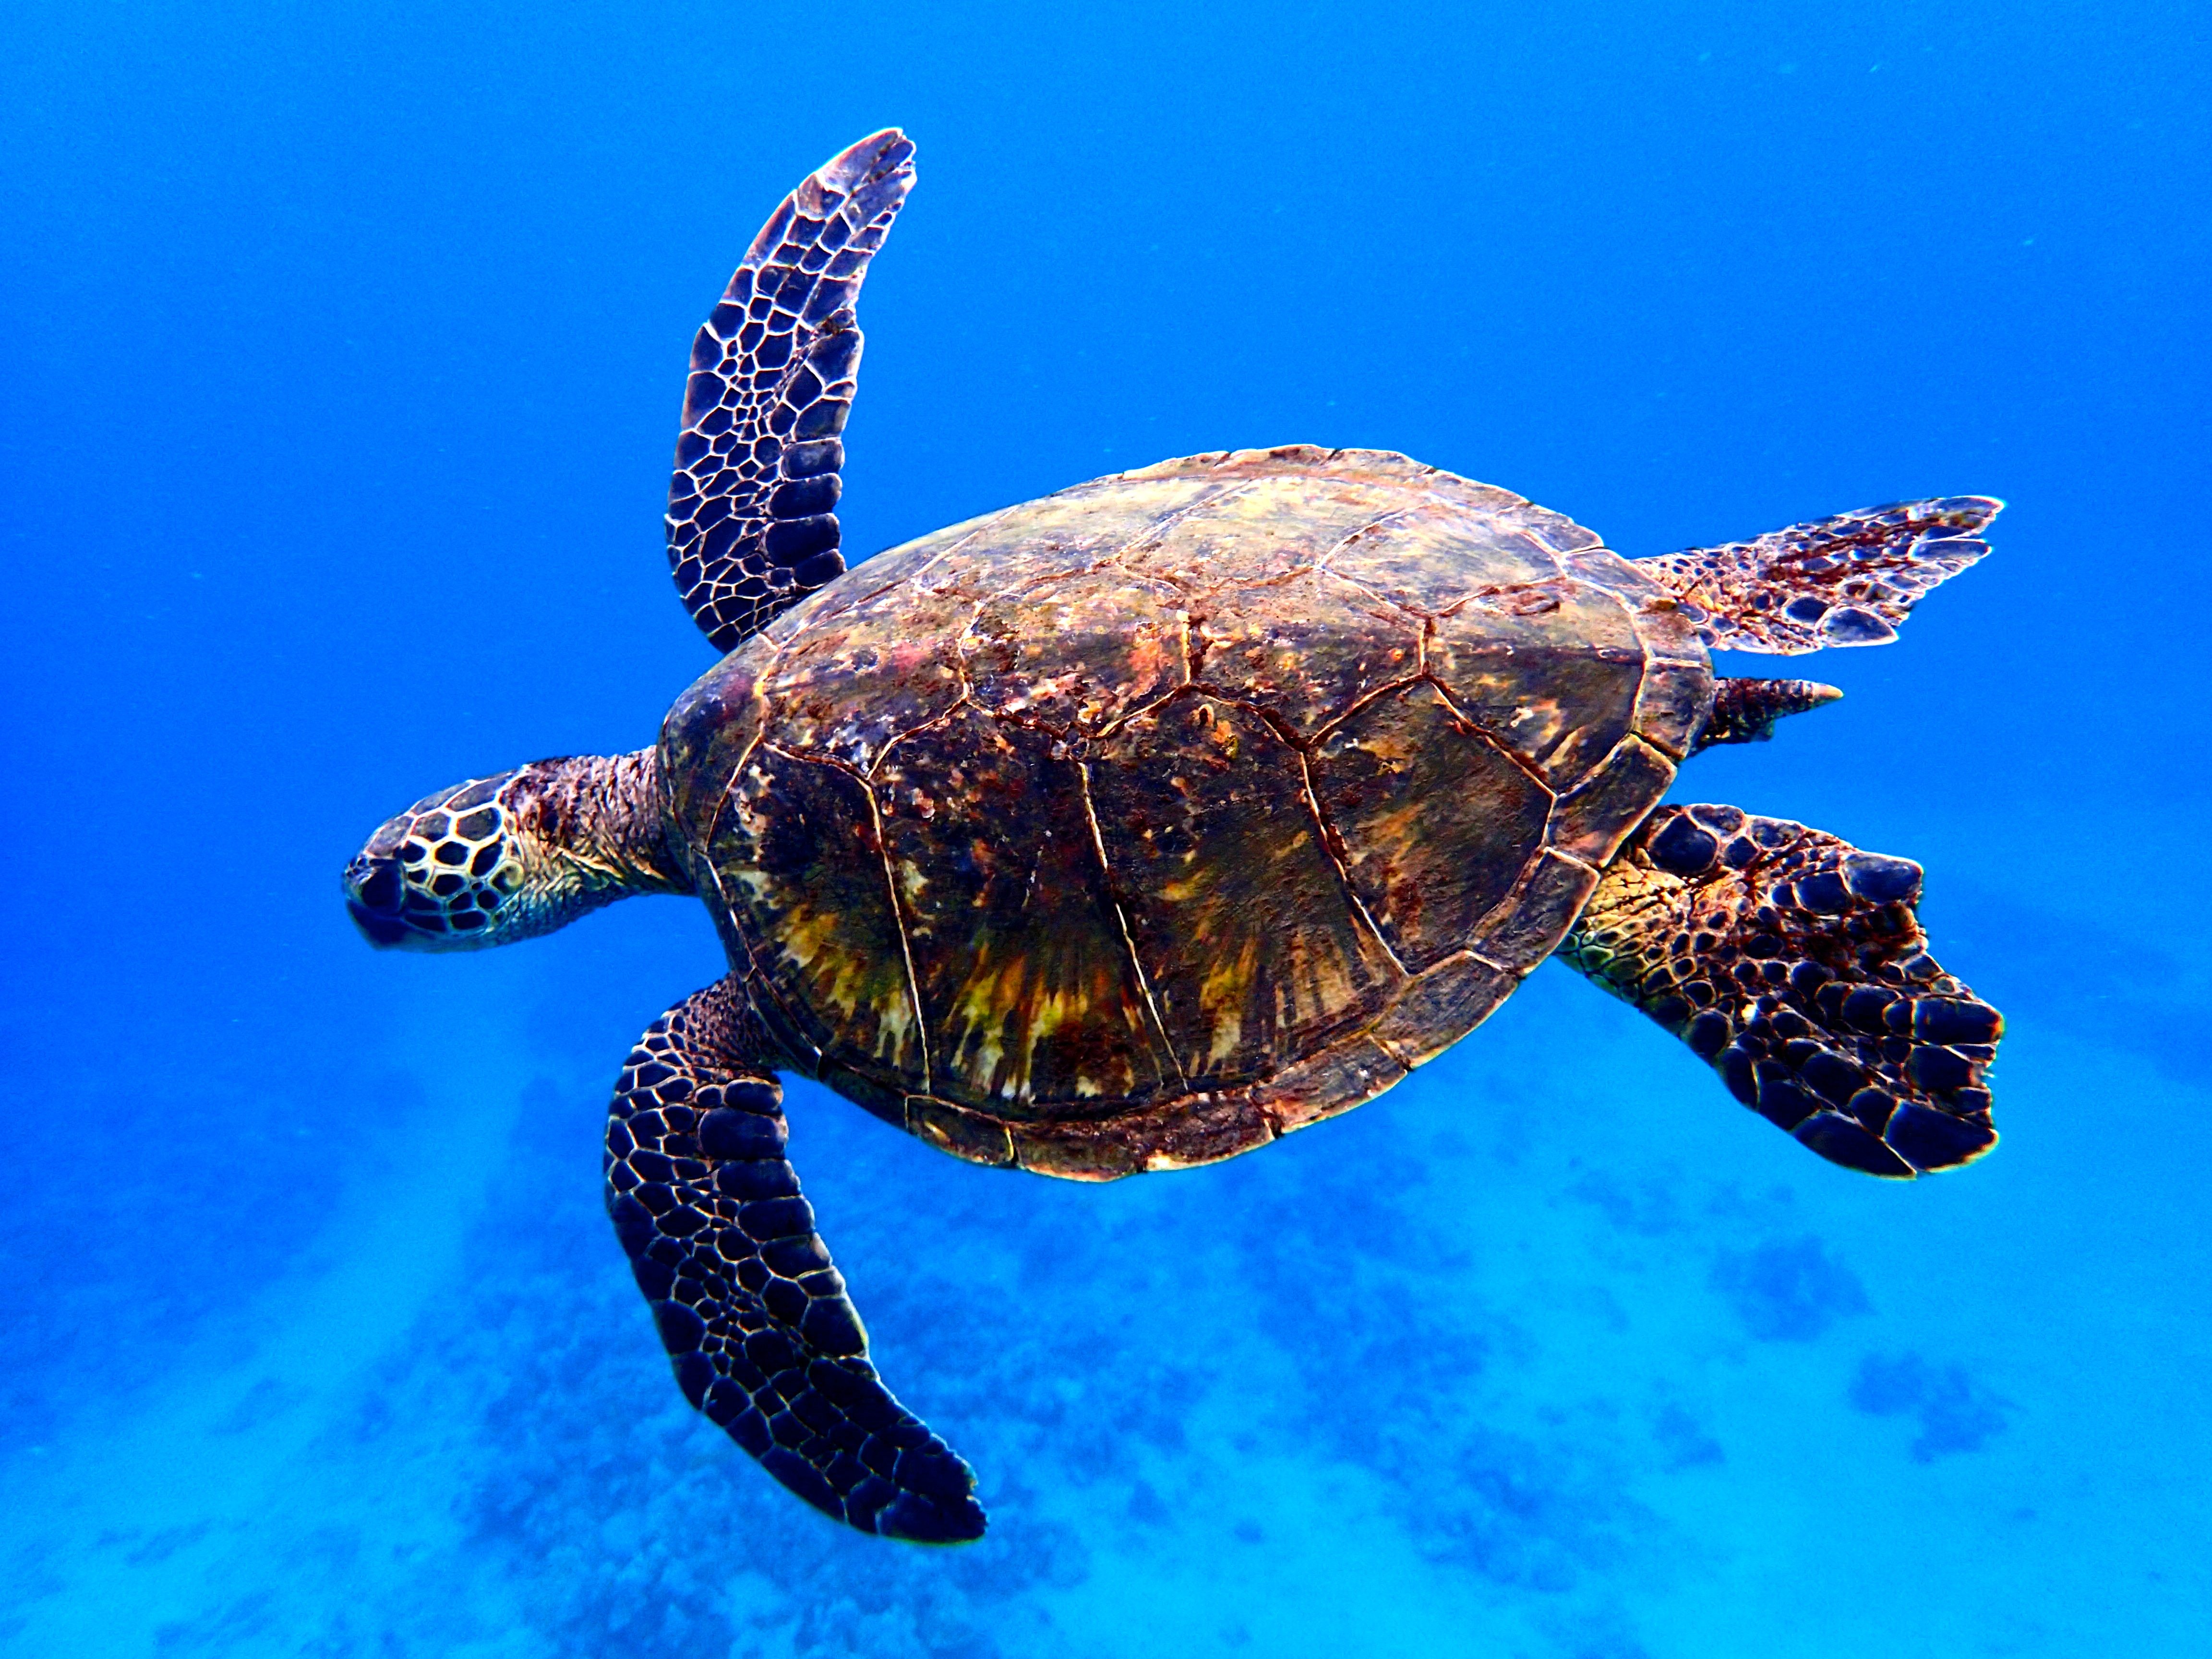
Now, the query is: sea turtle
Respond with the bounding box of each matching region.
[344,130,2007,1543]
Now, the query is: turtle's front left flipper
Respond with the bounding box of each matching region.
[604,979,986,1541]
[667,130,916,654]
[1558,805,2003,1178]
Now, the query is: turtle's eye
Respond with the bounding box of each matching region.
[344,854,414,946]
[356,858,403,913]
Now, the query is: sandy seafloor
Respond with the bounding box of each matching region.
[2,2,2207,1655]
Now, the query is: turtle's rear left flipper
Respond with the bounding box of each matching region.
[605,980,986,1541]
[1558,805,2002,1178]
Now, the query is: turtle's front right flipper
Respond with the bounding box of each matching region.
[1558,806,2002,1178]
[605,979,986,1542]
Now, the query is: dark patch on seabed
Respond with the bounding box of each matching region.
[1848,1354,2013,1465]
[1709,1237,1870,1343]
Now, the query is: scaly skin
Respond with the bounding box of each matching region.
[667,130,915,653]
[603,978,985,1542]
[343,751,689,949]
[1639,497,2001,654]
[1560,805,2001,1177]
[1692,677,1843,753]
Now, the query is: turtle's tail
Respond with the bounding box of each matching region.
[1690,678,1841,754]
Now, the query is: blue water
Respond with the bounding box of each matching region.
[3,2,2206,1652]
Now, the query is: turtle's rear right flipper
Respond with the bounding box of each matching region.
[1558,805,2002,1178]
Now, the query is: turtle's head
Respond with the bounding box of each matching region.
[344,752,692,951]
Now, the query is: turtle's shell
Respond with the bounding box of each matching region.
[660,447,1711,1178]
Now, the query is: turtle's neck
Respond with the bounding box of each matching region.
[506,750,695,900]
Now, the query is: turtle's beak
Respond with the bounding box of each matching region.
[343,851,416,947]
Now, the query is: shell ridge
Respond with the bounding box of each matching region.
[1311,505,1426,577]
[972,561,1186,615]
[1082,607,1197,742]
[758,740,940,1093]
[704,850,824,1071]
[1106,479,1269,575]
[1324,568,1424,618]
[866,768,934,1094]
[1294,746,1412,980]
[1075,758,1189,1090]
[1416,676,1566,799]
[865,687,977,777]
[746,741,930,1083]
[858,499,1034,607]
[1168,685,1310,754]
[699,642,784,858]
[1299,668,1432,747]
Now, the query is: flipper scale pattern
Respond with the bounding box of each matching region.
[1561,805,2003,1177]
[667,130,916,653]
[1637,496,2000,654]
[604,979,985,1541]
